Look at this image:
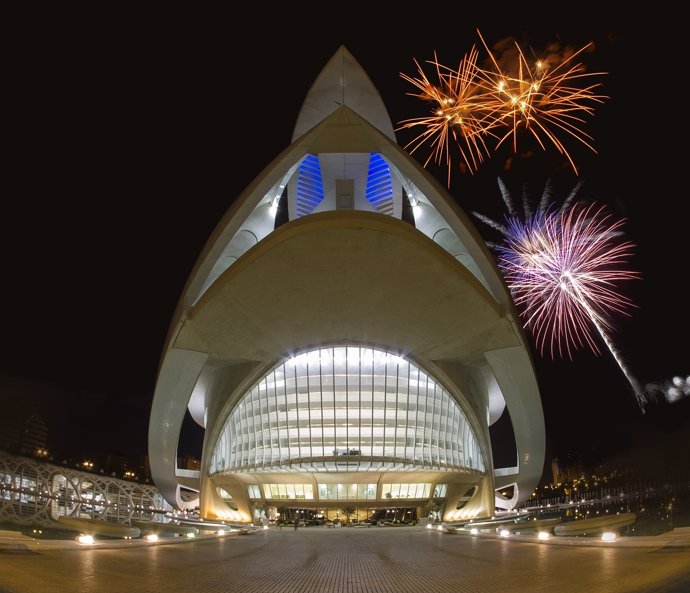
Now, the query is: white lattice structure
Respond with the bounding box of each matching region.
[0,451,172,527]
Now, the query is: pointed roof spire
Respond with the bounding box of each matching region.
[292,46,396,143]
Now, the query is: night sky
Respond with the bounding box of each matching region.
[3,15,688,481]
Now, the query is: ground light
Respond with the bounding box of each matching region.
[601,532,617,542]
[499,529,510,537]
[537,531,550,541]
[426,523,432,529]
[145,534,159,542]
[470,528,479,535]
[77,534,94,545]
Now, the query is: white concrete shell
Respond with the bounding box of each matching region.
[148,47,545,520]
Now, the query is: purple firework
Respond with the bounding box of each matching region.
[496,203,638,359]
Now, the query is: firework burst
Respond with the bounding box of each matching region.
[497,204,637,357]
[477,30,607,174]
[475,179,645,408]
[396,47,496,183]
[399,31,607,182]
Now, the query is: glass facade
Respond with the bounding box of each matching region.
[262,483,314,500]
[318,483,377,500]
[381,483,431,499]
[209,346,484,474]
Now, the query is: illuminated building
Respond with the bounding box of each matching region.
[148,47,545,523]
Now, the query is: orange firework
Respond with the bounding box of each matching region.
[477,29,608,174]
[396,47,496,184]
[399,31,607,182]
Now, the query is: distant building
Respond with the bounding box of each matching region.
[0,420,22,453]
[148,47,545,523]
[104,454,131,477]
[138,454,152,481]
[20,413,48,457]
[551,458,560,485]
[0,407,48,457]
[551,457,584,485]
[178,455,200,471]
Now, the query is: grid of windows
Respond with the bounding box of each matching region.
[261,484,314,500]
[381,483,431,499]
[243,482,447,501]
[209,346,485,474]
[318,483,377,500]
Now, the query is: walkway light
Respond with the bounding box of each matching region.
[145,534,159,542]
[601,532,616,542]
[537,531,550,541]
[77,534,94,545]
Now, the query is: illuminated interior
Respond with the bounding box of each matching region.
[209,346,484,474]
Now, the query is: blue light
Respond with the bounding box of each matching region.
[366,153,393,214]
[296,155,325,217]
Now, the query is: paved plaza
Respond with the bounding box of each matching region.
[1,526,689,593]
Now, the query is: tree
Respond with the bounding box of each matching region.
[342,505,356,523]
[253,503,266,521]
[424,500,440,521]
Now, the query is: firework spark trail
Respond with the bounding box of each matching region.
[561,178,584,211]
[475,180,645,409]
[565,271,646,408]
[497,176,516,216]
